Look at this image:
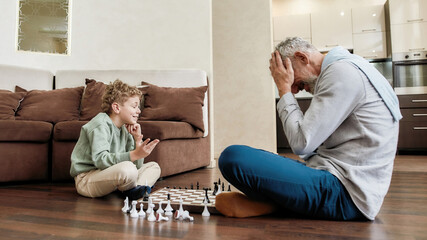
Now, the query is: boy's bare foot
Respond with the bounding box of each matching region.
[215,192,276,217]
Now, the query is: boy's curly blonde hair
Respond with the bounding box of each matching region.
[101,79,142,114]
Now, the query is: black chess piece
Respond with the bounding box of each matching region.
[191,183,194,190]
[222,182,225,191]
[142,189,150,201]
[197,182,199,190]
[167,193,171,201]
[218,178,221,186]
[203,187,210,203]
[227,184,231,192]
[212,182,218,196]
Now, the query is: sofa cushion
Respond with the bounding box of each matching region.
[80,79,106,121]
[53,121,88,141]
[140,82,207,132]
[140,121,204,140]
[0,120,52,142]
[16,87,84,123]
[0,91,26,120]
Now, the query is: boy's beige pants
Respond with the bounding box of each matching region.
[74,161,161,198]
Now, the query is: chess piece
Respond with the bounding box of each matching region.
[146,197,153,215]
[218,178,221,187]
[164,198,173,216]
[122,197,130,213]
[130,200,139,218]
[212,182,218,196]
[191,183,194,190]
[156,201,164,215]
[156,213,169,222]
[203,188,210,203]
[197,182,199,190]
[228,183,231,192]
[181,210,194,221]
[202,197,210,217]
[147,204,156,222]
[177,197,184,217]
[217,183,222,195]
[222,182,225,192]
[138,202,146,218]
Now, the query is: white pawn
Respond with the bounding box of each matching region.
[156,201,164,215]
[181,210,194,222]
[147,204,156,222]
[156,213,169,222]
[164,201,173,216]
[138,202,146,218]
[130,200,139,218]
[121,197,130,213]
[202,197,210,217]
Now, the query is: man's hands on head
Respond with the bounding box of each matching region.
[269,51,295,97]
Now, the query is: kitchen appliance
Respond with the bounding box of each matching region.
[393,50,427,94]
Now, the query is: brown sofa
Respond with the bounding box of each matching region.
[0,65,211,183]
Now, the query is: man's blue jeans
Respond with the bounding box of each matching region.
[218,145,365,220]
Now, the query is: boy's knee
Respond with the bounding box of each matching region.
[117,161,138,181]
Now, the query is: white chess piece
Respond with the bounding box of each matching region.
[165,200,173,216]
[147,204,156,222]
[156,213,169,222]
[156,201,164,215]
[146,197,153,215]
[130,200,139,218]
[121,196,129,213]
[177,197,184,218]
[181,210,194,221]
[138,202,146,218]
[202,197,210,217]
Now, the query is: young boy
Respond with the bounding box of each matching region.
[70,79,161,201]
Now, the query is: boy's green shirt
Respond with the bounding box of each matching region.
[70,112,143,177]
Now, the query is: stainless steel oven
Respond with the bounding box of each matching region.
[393,51,427,94]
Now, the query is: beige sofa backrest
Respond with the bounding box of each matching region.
[54,69,209,137]
[0,64,53,91]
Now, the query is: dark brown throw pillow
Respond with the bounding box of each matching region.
[0,91,27,120]
[80,79,106,121]
[139,82,208,132]
[16,87,84,123]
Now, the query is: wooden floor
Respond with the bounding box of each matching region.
[0,153,426,240]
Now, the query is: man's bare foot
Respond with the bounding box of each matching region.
[215,192,276,217]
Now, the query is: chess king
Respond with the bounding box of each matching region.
[70,80,161,201]
[215,37,400,221]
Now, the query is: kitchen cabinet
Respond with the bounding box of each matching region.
[353,32,387,59]
[273,13,311,47]
[352,5,388,59]
[390,22,427,54]
[311,9,353,52]
[397,94,427,150]
[352,5,386,33]
[388,0,427,25]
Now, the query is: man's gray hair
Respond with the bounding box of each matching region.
[275,37,318,60]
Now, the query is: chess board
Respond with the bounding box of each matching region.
[141,187,220,214]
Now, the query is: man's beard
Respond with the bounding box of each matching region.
[301,75,318,94]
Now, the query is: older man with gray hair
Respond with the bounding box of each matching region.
[215,37,401,220]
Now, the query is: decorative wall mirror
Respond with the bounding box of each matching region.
[17,0,70,55]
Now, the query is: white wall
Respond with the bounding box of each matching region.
[0,0,212,74]
[272,0,387,16]
[212,0,277,158]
